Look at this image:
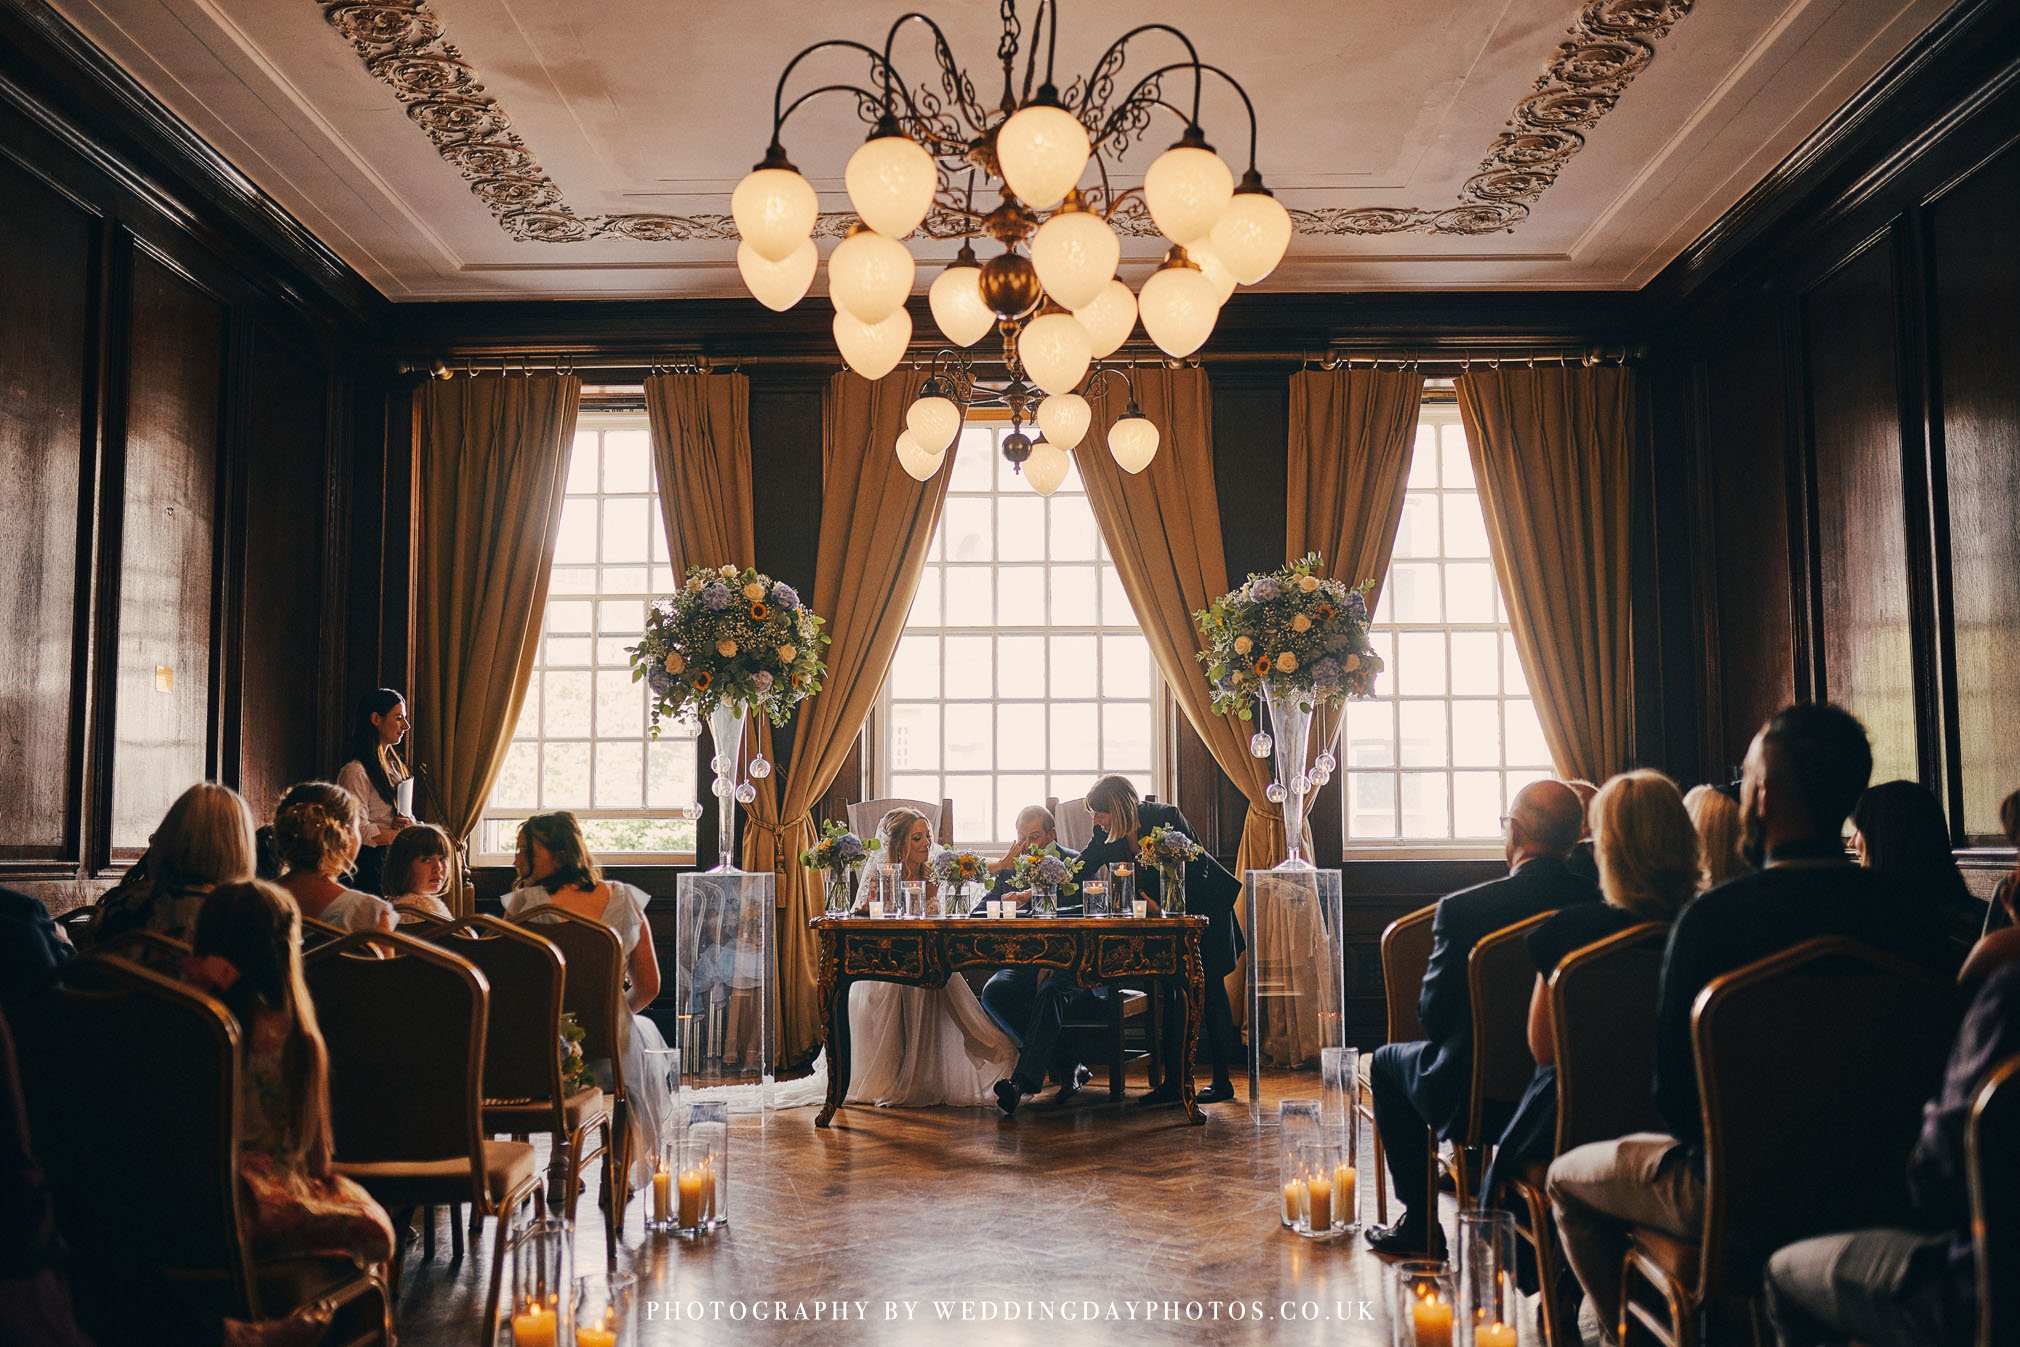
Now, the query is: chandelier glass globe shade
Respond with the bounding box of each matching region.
[1031,208,1120,311]
[1017,312,1093,397]
[732,166,819,262]
[1073,279,1138,359]
[1035,392,1091,450]
[1190,242,1239,306]
[895,429,945,481]
[928,262,994,347]
[1210,190,1293,284]
[828,229,915,325]
[994,103,1091,210]
[905,395,963,454]
[845,133,936,238]
[1143,143,1235,247]
[1138,258,1219,358]
[736,239,817,312]
[832,307,912,381]
[1107,413,1161,474]
[1023,438,1070,496]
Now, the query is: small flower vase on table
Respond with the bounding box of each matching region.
[1031,885,1058,918]
[1156,864,1186,915]
[1007,844,1081,920]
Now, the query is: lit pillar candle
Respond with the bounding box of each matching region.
[510,1307,557,1347]
[651,1164,671,1224]
[677,1168,707,1228]
[1333,1162,1356,1223]
[1475,1322,1517,1347]
[575,1319,618,1347]
[866,900,884,919]
[1411,1296,1454,1347]
[1282,1178,1303,1224]
[1305,1172,1332,1232]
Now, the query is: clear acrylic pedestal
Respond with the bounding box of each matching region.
[672,869,775,1120]
[1244,866,1346,1123]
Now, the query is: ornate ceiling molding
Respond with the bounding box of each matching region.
[317,0,1692,243]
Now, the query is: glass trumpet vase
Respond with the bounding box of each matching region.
[1260,676,1316,869]
[706,699,748,873]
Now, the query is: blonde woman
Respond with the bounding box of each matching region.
[845,808,1018,1107]
[272,783,395,934]
[92,782,258,941]
[1683,783,1750,890]
[1485,770,1700,1212]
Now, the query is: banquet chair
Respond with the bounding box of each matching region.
[92,926,190,975]
[507,903,633,1224]
[1058,984,1162,1097]
[1494,922,1665,1347]
[1619,938,1956,1347]
[300,914,347,950]
[306,930,539,1344]
[426,915,616,1261]
[10,952,389,1343]
[1048,796,1095,852]
[847,797,953,846]
[55,902,97,951]
[1366,902,1437,1223]
[1969,1053,2020,1347]
[1444,912,1556,1210]
[393,904,450,932]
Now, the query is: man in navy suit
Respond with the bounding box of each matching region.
[1365,779,1597,1255]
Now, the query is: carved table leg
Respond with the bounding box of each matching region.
[816,933,850,1128]
[1180,931,1206,1125]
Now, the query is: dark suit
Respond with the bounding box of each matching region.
[1077,802,1245,1084]
[1652,843,1953,1151]
[1368,854,1599,1222]
[976,845,1084,1070]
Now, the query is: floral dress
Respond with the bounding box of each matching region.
[237,1010,394,1267]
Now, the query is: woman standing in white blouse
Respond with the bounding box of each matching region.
[334,689,415,894]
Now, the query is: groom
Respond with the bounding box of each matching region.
[976,806,1093,1112]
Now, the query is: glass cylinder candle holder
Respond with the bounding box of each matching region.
[959,881,986,917]
[1277,1099,1322,1228]
[644,1138,677,1234]
[899,880,926,918]
[1295,1140,1351,1239]
[1321,1045,1358,1138]
[1081,878,1110,917]
[677,1101,729,1233]
[506,1218,572,1346]
[571,1271,638,1347]
[1457,1209,1519,1347]
[1104,863,1135,914]
[644,1046,682,1114]
[1392,1261,1457,1347]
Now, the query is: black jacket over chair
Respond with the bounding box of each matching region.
[1410,855,1598,1137]
[1077,802,1245,977]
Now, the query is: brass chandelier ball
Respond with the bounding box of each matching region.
[979,251,1045,321]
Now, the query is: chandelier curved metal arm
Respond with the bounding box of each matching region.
[1068,21,1207,132]
[1096,61,1263,176]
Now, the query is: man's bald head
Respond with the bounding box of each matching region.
[1508,779,1585,861]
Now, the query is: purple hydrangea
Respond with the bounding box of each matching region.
[1311,658,1342,686]
[752,671,774,691]
[645,665,674,698]
[701,583,733,611]
[1035,854,1070,887]
[837,834,866,862]
[772,583,801,611]
[1345,590,1368,620]
[1250,576,1282,602]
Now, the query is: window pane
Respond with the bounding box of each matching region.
[997,566,1046,626]
[996,774,1047,838]
[1451,771,1502,838]
[944,703,992,769]
[996,704,1046,771]
[943,775,992,843]
[891,635,939,698]
[907,566,942,627]
[943,498,992,562]
[999,635,1046,693]
[1507,700,1552,768]
[1386,563,1441,623]
[949,430,994,490]
[1408,424,1439,487]
[1503,633,1531,695]
[944,636,993,700]
[1102,702,1152,770]
[1050,703,1099,770]
[1445,562,1497,623]
[944,567,993,626]
[1348,771,1398,839]
[601,498,649,564]
[1451,700,1501,768]
[1099,567,1132,625]
[1051,566,1098,626]
[603,429,650,493]
[544,670,592,739]
[550,567,597,596]
[565,434,598,493]
[646,737,695,809]
[998,497,1044,561]
[492,742,538,809]
[553,498,597,564]
[1399,772,1449,839]
[1345,701,1396,769]
[1393,494,1439,558]
[1394,632,1446,697]
[594,670,641,737]
[1050,635,1096,695]
[1102,633,1152,700]
[889,704,940,772]
[1440,426,1475,487]
[1398,701,1448,768]
[542,742,591,807]
[1441,494,1491,557]
[594,740,643,808]
[1450,632,1500,696]
[1049,502,1099,560]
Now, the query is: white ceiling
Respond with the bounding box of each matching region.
[51,0,1951,301]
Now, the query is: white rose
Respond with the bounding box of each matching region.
[716,639,738,657]
[720,564,736,578]
[1298,574,1321,593]
[742,582,765,601]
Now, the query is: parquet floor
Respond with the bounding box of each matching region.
[394,1067,1470,1347]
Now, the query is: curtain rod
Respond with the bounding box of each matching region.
[397,343,1641,380]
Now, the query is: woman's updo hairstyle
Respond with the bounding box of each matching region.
[273,781,363,879]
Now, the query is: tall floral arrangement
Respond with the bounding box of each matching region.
[1192,553,1382,720]
[629,564,828,734]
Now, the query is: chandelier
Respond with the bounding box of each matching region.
[730,1,1290,487]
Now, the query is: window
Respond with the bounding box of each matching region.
[1341,400,1554,846]
[877,423,1163,849]
[477,413,700,861]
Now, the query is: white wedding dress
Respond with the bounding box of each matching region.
[844,860,1018,1107]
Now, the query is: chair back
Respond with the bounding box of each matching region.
[426,915,566,1110]
[1970,1052,2020,1347]
[1466,911,1555,1139]
[1549,922,1668,1153]
[55,904,97,951]
[9,953,257,1315]
[508,904,628,1100]
[299,915,345,950]
[1379,903,1438,1043]
[91,928,191,976]
[305,930,489,1185]
[848,797,950,846]
[1050,796,1094,852]
[1694,937,1956,1300]
[393,903,450,932]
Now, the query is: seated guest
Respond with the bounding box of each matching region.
[984,805,1074,905]
[1764,959,2020,1347]
[503,813,674,1185]
[1483,772,1700,1287]
[1960,787,2020,987]
[976,805,1079,1045]
[92,782,258,942]
[1853,779,1978,952]
[380,822,455,920]
[0,889,73,1000]
[271,783,395,934]
[1683,782,1750,890]
[1075,774,1243,1106]
[1548,703,1952,1340]
[332,689,415,894]
[1564,778,1600,884]
[183,880,395,1271]
[1366,779,1596,1255]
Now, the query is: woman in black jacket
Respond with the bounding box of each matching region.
[1076,774,1244,1104]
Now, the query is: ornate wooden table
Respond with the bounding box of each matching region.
[811,915,1208,1126]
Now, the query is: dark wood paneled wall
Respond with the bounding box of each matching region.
[1650,0,2020,841]
[0,0,383,907]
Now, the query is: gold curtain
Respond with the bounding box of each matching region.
[411,376,582,916]
[741,373,950,1064]
[643,373,755,569]
[1079,367,1282,873]
[1456,365,1634,781]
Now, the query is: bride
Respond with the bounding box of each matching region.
[846,808,1018,1106]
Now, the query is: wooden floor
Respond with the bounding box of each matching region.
[394,1067,1471,1347]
